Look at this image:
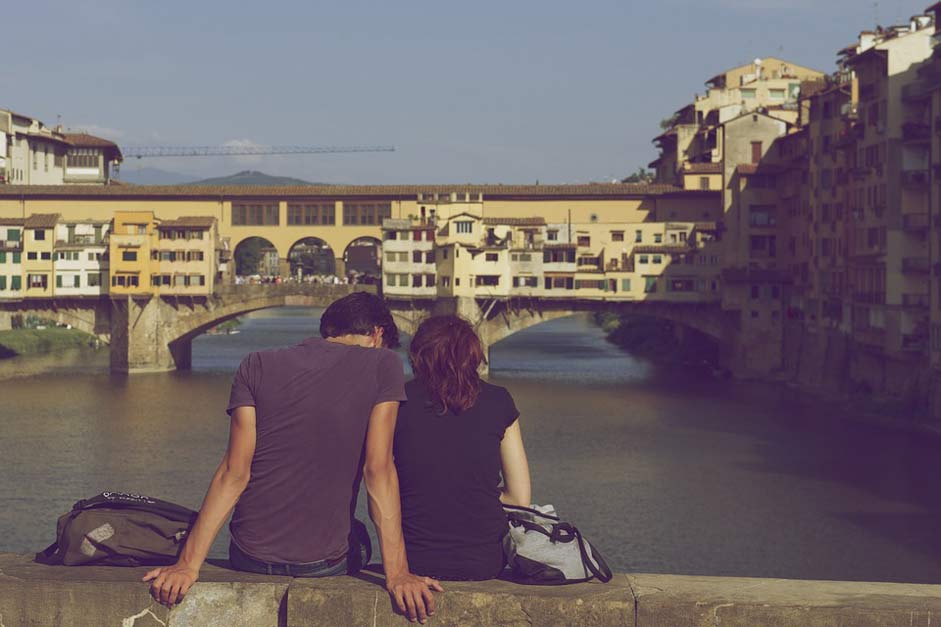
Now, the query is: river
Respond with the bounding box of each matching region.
[1,308,940,583]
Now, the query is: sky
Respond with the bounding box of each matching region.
[4,0,923,184]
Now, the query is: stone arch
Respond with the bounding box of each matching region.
[288,237,337,278]
[232,236,281,277]
[343,236,382,279]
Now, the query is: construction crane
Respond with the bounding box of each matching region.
[113,144,394,177]
[121,145,395,159]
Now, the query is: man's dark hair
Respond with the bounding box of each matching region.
[319,292,400,348]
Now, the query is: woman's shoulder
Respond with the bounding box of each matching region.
[478,381,515,404]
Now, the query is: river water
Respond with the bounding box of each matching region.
[2,308,940,583]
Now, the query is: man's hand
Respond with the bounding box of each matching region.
[386,572,444,623]
[142,561,200,607]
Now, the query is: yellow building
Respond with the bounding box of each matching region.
[22,214,58,297]
[151,217,219,295]
[109,211,159,295]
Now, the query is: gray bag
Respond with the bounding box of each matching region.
[503,504,613,584]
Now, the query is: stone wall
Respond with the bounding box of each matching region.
[2,554,941,626]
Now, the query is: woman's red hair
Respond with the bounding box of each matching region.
[409,315,484,415]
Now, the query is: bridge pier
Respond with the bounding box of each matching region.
[110,296,192,373]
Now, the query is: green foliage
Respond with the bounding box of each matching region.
[235,237,267,275]
[659,114,678,130]
[0,328,99,358]
[622,167,654,184]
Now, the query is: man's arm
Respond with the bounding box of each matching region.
[364,400,444,624]
[143,406,257,606]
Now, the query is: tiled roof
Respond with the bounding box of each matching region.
[736,164,787,175]
[63,133,123,160]
[24,213,60,228]
[0,218,24,226]
[0,183,702,200]
[157,216,217,229]
[684,162,722,174]
[632,245,692,255]
[482,217,547,226]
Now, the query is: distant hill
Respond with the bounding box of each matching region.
[185,170,325,186]
[117,167,201,185]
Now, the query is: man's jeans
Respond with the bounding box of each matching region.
[229,541,348,577]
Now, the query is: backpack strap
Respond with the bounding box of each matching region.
[573,528,613,583]
[34,541,62,565]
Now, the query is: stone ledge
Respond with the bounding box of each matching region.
[2,553,941,626]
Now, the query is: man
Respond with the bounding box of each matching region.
[144,292,443,623]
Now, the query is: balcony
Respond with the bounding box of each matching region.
[902,257,930,274]
[854,327,885,347]
[902,293,929,308]
[902,121,931,143]
[902,169,930,187]
[902,333,928,352]
[903,212,930,231]
[67,234,104,246]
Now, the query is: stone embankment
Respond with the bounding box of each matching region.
[1,553,940,626]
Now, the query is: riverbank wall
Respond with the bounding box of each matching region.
[0,327,100,359]
[1,554,939,626]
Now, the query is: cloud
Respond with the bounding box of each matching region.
[222,138,265,166]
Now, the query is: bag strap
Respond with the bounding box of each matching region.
[503,504,561,522]
[34,541,61,565]
[574,529,613,583]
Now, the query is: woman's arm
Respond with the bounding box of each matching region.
[143,406,257,606]
[499,419,532,507]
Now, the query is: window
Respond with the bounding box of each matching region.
[749,205,777,227]
[699,177,710,190]
[232,203,279,226]
[425,274,436,287]
[644,276,658,293]
[12,252,21,263]
[67,148,100,169]
[34,229,46,241]
[475,275,500,286]
[577,236,591,247]
[639,255,649,264]
[455,221,473,234]
[750,235,777,258]
[27,252,37,261]
[88,273,101,287]
[751,310,760,319]
[652,255,662,264]
[485,253,499,262]
[122,251,138,262]
[441,248,449,260]
[287,203,335,225]
[0,276,5,290]
[40,252,51,261]
[635,230,642,243]
[547,230,558,241]
[0,252,4,263]
[621,278,631,291]
[411,251,423,264]
[11,276,20,290]
[441,276,451,287]
[769,88,785,99]
[426,251,434,264]
[28,274,48,289]
[398,252,409,262]
[741,88,756,99]
[7,229,20,242]
[611,231,624,242]
[751,141,762,164]
[750,285,760,299]
[654,234,662,243]
[343,202,391,226]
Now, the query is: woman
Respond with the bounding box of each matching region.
[394,314,531,581]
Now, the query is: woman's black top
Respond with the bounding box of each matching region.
[393,378,520,580]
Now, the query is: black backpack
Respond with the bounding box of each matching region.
[35,492,197,567]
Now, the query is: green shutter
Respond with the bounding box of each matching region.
[0,276,6,290]
[0,251,5,263]
[11,276,21,290]
[74,275,81,288]
[56,275,62,288]
[7,229,20,242]
[12,252,20,263]
[621,279,631,291]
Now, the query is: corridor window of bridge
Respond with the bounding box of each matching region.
[232,203,279,226]
[287,203,334,225]
[342,202,391,225]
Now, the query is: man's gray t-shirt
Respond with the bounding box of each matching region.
[226,337,406,564]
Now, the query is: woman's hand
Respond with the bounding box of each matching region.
[386,571,444,623]
[142,561,200,607]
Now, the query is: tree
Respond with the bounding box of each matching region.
[234,238,266,275]
[622,167,654,184]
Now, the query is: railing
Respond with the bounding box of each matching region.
[902,293,929,308]
[902,257,930,274]
[903,212,930,230]
[902,169,929,186]
[66,234,104,246]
